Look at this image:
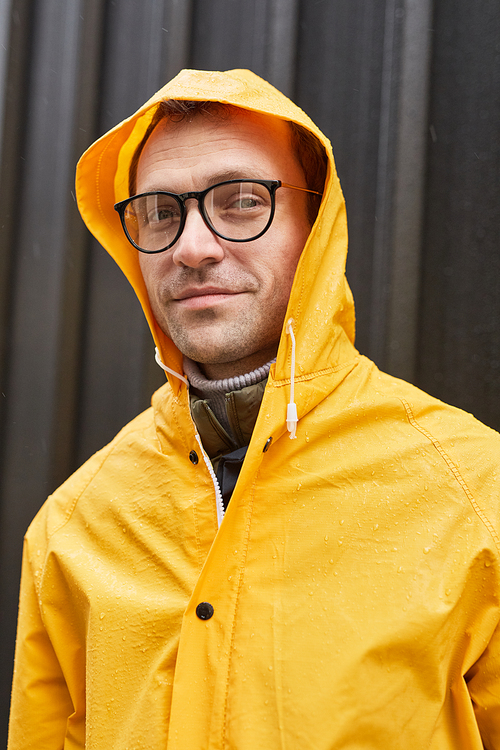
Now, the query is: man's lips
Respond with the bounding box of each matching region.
[173,286,245,309]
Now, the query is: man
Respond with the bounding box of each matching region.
[8,69,500,749]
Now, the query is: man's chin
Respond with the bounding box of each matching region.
[169,330,244,367]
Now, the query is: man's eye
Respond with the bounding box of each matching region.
[148,205,179,223]
[155,208,174,220]
[228,196,261,210]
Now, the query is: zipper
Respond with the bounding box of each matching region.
[186,379,225,527]
[195,433,225,527]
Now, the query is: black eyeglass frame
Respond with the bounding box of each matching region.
[113,178,322,254]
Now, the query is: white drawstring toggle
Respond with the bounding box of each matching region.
[286,319,298,439]
[155,347,189,385]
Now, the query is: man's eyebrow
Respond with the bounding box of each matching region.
[140,169,269,194]
[205,169,264,187]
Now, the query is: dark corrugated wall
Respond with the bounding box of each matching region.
[0,0,498,740]
[418,0,500,429]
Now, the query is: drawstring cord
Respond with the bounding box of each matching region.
[286,319,298,439]
[155,347,189,385]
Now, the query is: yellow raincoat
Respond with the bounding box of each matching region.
[8,69,500,749]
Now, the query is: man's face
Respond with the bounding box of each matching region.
[137,109,311,379]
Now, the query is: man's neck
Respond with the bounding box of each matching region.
[197,346,278,380]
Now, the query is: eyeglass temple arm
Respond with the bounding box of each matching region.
[280,182,322,196]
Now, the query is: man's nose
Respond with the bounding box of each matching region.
[171,199,225,268]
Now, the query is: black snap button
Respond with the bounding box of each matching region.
[196,602,214,620]
[189,450,199,465]
[263,437,273,452]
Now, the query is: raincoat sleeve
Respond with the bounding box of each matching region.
[8,538,73,749]
[467,617,500,750]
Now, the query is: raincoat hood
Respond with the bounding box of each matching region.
[76,68,356,398]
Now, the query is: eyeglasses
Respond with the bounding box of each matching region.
[113,179,321,254]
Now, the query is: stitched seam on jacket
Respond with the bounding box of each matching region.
[46,440,126,539]
[271,358,359,387]
[400,397,500,554]
[45,407,157,541]
[94,130,120,232]
[221,476,258,748]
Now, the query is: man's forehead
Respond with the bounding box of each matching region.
[136,107,298,191]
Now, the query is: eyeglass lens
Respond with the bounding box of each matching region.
[123,181,273,252]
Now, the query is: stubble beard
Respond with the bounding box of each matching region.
[162,301,283,368]
[153,267,284,370]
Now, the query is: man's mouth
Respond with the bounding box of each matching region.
[173,286,244,309]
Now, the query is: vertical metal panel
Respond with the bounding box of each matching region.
[371,0,434,377]
[0,0,32,437]
[191,0,299,96]
[369,0,405,366]
[0,0,14,151]
[418,0,500,430]
[264,0,300,96]
[385,0,433,380]
[295,0,387,357]
[191,0,272,74]
[361,0,433,381]
[163,0,194,80]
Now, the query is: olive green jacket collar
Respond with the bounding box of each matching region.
[189,380,267,461]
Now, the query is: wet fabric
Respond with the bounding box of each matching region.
[8,69,500,750]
